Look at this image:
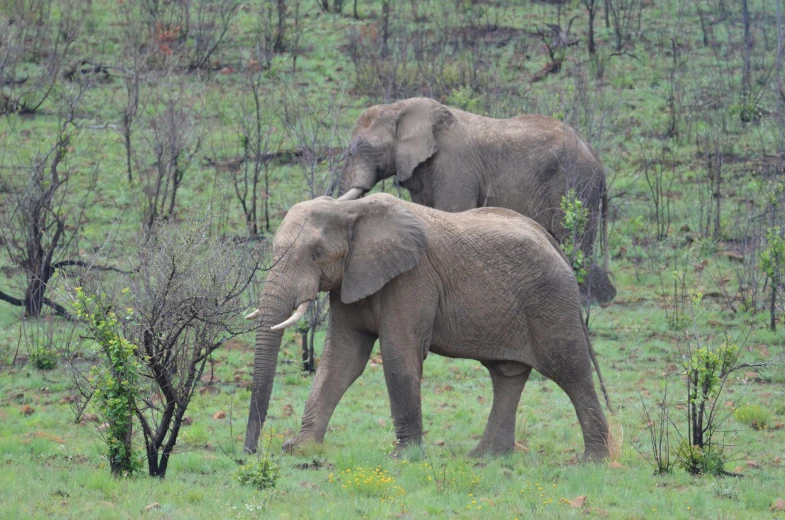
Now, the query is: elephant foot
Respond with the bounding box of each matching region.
[282,433,321,454]
[469,442,514,458]
[581,446,610,462]
[389,439,423,459]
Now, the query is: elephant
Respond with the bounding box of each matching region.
[243,193,612,461]
[337,97,616,304]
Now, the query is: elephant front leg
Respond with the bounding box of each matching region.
[380,338,425,450]
[470,362,531,457]
[385,370,423,449]
[287,325,376,450]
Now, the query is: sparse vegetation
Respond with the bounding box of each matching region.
[1,0,785,517]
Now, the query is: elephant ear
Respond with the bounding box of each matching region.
[341,198,428,304]
[394,100,442,183]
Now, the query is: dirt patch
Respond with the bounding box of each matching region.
[21,430,66,444]
[294,459,334,471]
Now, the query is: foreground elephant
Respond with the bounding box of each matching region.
[244,194,611,460]
[338,97,615,303]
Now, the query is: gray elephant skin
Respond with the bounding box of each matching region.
[244,193,611,461]
[338,97,616,304]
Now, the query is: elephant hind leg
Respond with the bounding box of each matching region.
[551,369,610,461]
[469,361,531,457]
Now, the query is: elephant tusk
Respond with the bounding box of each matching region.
[337,187,364,201]
[270,301,311,331]
[245,308,262,320]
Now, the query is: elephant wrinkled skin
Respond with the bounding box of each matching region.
[244,194,611,461]
[338,97,616,304]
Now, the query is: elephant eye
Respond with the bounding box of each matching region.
[312,247,323,260]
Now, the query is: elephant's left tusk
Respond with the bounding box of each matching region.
[337,187,364,201]
[245,308,262,320]
[270,301,311,331]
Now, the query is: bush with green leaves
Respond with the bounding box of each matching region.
[675,440,725,476]
[71,287,142,476]
[29,345,58,370]
[675,340,741,476]
[236,458,280,490]
[560,188,589,284]
[447,86,481,113]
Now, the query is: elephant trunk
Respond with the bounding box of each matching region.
[337,161,376,199]
[244,276,296,453]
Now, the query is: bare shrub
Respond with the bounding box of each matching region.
[695,112,733,240]
[212,72,282,236]
[136,74,204,234]
[0,84,98,317]
[607,0,642,51]
[278,89,345,200]
[254,0,289,71]
[640,139,677,242]
[345,2,496,101]
[63,214,265,477]
[115,0,240,72]
[633,381,675,475]
[0,0,81,114]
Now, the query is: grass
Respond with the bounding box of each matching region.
[2,0,785,517]
[1,315,783,518]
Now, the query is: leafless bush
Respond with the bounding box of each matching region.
[289,0,304,76]
[136,75,204,234]
[115,0,239,72]
[607,0,642,51]
[278,89,345,200]
[533,18,578,79]
[254,0,289,71]
[63,214,266,477]
[665,38,687,139]
[215,73,282,236]
[640,139,677,242]
[582,0,599,56]
[0,0,81,115]
[188,0,241,71]
[695,112,733,240]
[316,0,345,14]
[0,83,98,317]
[724,206,766,314]
[345,2,495,101]
[633,381,675,475]
[562,63,617,158]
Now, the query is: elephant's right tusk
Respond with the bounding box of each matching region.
[337,187,364,201]
[270,301,311,331]
[245,308,262,320]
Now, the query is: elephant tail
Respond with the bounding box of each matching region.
[582,316,613,413]
[601,185,610,272]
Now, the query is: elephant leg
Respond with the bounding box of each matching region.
[551,368,609,461]
[288,323,376,449]
[470,362,531,457]
[379,338,426,449]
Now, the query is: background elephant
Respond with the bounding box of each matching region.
[337,97,615,304]
[244,193,612,460]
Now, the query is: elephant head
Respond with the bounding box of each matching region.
[338,98,455,201]
[244,195,427,452]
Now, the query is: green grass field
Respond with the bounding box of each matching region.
[2,0,785,518]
